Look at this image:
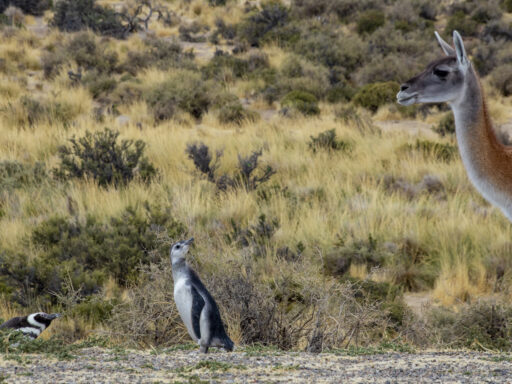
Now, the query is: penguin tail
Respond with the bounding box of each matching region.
[223,337,234,352]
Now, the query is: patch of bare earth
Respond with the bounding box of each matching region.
[0,348,511,383]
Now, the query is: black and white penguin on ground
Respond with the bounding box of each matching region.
[0,312,61,339]
[171,238,234,353]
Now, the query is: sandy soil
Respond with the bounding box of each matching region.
[0,348,510,383]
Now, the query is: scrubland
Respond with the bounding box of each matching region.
[1,0,512,358]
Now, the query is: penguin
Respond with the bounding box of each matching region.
[171,238,234,353]
[0,312,61,339]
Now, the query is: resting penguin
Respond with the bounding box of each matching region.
[171,238,234,353]
[0,312,61,339]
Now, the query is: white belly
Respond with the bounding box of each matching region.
[173,278,199,342]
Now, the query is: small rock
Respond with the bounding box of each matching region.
[116,115,131,126]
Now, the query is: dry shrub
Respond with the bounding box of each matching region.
[207,264,400,351]
[106,254,399,351]
[205,268,314,349]
[309,280,400,351]
[186,143,275,192]
[334,105,377,135]
[382,174,445,200]
[427,300,512,351]
[107,263,186,347]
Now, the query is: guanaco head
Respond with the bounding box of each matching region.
[397,31,470,106]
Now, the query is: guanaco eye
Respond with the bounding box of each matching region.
[433,68,449,78]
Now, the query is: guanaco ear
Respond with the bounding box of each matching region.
[434,31,455,56]
[453,30,469,67]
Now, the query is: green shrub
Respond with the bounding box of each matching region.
[121,39,195,76]
[186,143,275,191]
[110,79,144,106]
[434,113,455,136]
[308,129,353,153]
[209,0,227,6]
[71,296,118,325]
[218,101,259,125]
[429,301,512,351]
[84,73,118,99]
[6,0,50,15]
[202,53,250,80]
[54,128,157,187]
[470,2,502,23]
[278,55,330,98]
[227,214,279,257]
[356,10,385,35]
[323,235,388,277]
[67,32,119,74]
[491,64,512,97]
[353,82,400,112]
[355,54,416,85]
[212,18,236,41]
[503,0,512,12]
[0,204,186,305]
[389,238,436,292]
[292,0,366,22]
[326,83,355,103]
[445,11,478,37]
[294,29,365,73]
[281,90,319,116]
[145,70,211,121]
[237,3,289,47]
[0,329,105,358]
[178,21,207,42]
[52,0,127,38]
[42,32,120,79]
[342,277,407,329]
[402,139,457,162]
[0,160,46,190]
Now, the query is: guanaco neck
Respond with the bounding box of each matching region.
[450,65,512,220]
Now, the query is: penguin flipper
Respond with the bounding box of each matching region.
[191,285,205,341]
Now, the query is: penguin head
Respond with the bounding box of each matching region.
[170,238,194,264]
[29,312,61,328]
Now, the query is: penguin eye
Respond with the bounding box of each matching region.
[176,245,181,250]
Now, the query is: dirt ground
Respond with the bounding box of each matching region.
[0,347,510,383]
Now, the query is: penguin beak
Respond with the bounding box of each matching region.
[184,238,194,245]
[44,313,61,320]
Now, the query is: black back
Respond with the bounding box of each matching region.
[188,268,229,340]
[191,285,205,339]
[0,316,28,329]
[0,313,56,330]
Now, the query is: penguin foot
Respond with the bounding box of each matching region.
[199,345,209,354]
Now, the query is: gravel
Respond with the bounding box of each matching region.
[0,348,511,383]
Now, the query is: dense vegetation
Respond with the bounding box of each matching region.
[1,0,512,352]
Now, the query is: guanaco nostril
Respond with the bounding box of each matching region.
[400,84,410,92]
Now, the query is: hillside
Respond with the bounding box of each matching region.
[1,0,512,357]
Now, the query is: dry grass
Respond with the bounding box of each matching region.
[1,1,512,348]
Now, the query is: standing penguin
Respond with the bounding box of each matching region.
[0,312,61,339]
[171,238,234,353]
